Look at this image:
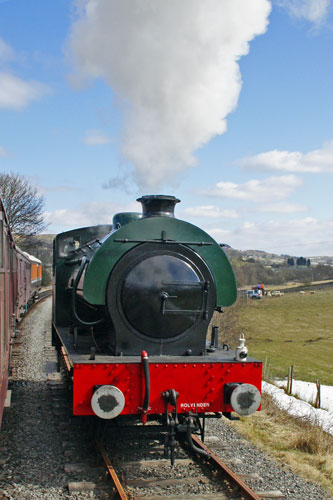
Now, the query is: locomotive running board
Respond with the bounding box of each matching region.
[61,346,73,373]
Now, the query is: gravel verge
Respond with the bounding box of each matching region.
[0,299,102,500]
[205,412,330,499]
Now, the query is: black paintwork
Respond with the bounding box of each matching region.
[106,242,216,355]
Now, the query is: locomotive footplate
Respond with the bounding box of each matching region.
[53,325,262,420]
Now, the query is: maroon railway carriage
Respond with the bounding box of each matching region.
[0,196,15,425]
[16,248,42,320]
[0,195,42,427]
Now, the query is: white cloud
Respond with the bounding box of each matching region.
[278,0,330,26]
[67,0,271,188]
[45,200,139,228]
[0,37,50,110]
[0,72,49,110]
[0,37,14,64]
[205,175,302,202]
[84,130,113,145]
[260,202,307,213]
[237,141,333,173]
[206,227,231,240]
[0,146,9,157]
[184,205,240,219]
[207,217,333,256]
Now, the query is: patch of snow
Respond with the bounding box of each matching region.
[275,379,333,413]
[262,381,333,436]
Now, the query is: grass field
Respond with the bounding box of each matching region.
[211,287,333,495]
[235,289,333,386]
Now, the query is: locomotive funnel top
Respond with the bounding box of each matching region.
[137,195,180,218]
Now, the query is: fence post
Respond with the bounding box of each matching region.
[315,379,321,409]
[287,365,294,394]
[263,356,267,380]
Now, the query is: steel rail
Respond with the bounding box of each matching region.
[38,289,52,300]
[191,434,263,500]
[97,441,129,500]
[28,290,52,313]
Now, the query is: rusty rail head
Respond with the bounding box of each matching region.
[191,434,264,500]
[60,346,73,373]
[96,441,129,500]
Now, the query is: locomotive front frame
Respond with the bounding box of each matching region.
[73,357,262,417]
[55,323,262,422]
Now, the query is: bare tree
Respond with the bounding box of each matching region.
[0,172,47,237]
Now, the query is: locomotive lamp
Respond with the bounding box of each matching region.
[235,332,248,361]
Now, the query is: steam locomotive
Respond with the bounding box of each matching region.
[52,195,262,459]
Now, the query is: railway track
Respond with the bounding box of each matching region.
[36,288,52,302]
[92,425,284,500]
[45,370,284,500]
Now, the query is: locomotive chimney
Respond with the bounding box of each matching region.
[137,195,180,218]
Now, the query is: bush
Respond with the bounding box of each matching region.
[41,268,52,287]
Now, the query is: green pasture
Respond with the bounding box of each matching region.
[237,289,333,385]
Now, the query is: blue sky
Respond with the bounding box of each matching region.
[1,0,333,256]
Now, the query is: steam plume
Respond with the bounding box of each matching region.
[68,0,271,187]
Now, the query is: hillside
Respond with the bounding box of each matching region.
[225,247,333,267]
[224,247,333,287]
